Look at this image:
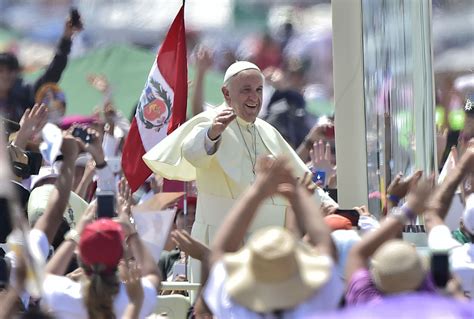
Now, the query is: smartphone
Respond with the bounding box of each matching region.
[334,209,360,227]
[96,191,115,219]
[72,127,93,144]
[70,7,81,28]
[431,252,450,289]
[311,170,326,185]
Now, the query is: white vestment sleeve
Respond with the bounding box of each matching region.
[183,125,221,168]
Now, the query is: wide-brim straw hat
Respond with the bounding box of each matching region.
[370,239,428,294]
[223,226,332,313]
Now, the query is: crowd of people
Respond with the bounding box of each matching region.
[1,9,474,319]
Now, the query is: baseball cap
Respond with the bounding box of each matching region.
[79,219,124,274]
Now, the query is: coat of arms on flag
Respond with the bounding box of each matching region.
[138,78,172,132]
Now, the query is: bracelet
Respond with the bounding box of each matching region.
[95,161,107,169]
[387,194,401,206]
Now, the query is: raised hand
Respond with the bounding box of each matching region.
[15,104,48,149]
[63,9,83,39]
[195,46,213,73]
[70,125,105,166]
[406,175,436,214]
[207,108,236,140]
[87,74,111,94]
[305,122,335,144]
[387,170,423,201]
[171,229,210,261]
[115,178,137,238]
[309,140,336,186]
[254,155,296,199]
[117,178,133,218]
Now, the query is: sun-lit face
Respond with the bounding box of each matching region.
[222,69,263,123]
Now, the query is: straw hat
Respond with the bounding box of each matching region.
[370,239,427,294]
[223,61,261,85]
[223,227,332,313]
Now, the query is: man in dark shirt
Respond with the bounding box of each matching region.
[0,12,82,122]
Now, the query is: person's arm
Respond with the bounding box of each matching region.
[33,135,79,244]
[346,177,434,280]
[0,255,26,319]
[75,160,95,200]
[33,13,82,93]
[125,233,161,293]
[13,104,48,150]
[191,47,213,116]
[117,179,161,292]
[425,142,474,232]
[385,170,422,215]
[210,156,294,265]
[80,126,115,193]
[45,202,96,275]
[210,185,266,267]
[296,123,334,162]
[120,261,144,319]
[287,183,337,260]
[171,229,210,262]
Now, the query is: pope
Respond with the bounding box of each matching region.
[143,61,336,245]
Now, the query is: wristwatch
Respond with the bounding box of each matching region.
[64,229,80,244]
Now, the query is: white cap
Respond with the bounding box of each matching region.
[223,61,261,85]
[462,194,474,235]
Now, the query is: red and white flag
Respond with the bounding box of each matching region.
[122,4,187,192]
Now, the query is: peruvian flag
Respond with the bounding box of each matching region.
[122,4,187,192]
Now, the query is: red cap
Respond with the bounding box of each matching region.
[79,219,124,274]
[324,214,352,231]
